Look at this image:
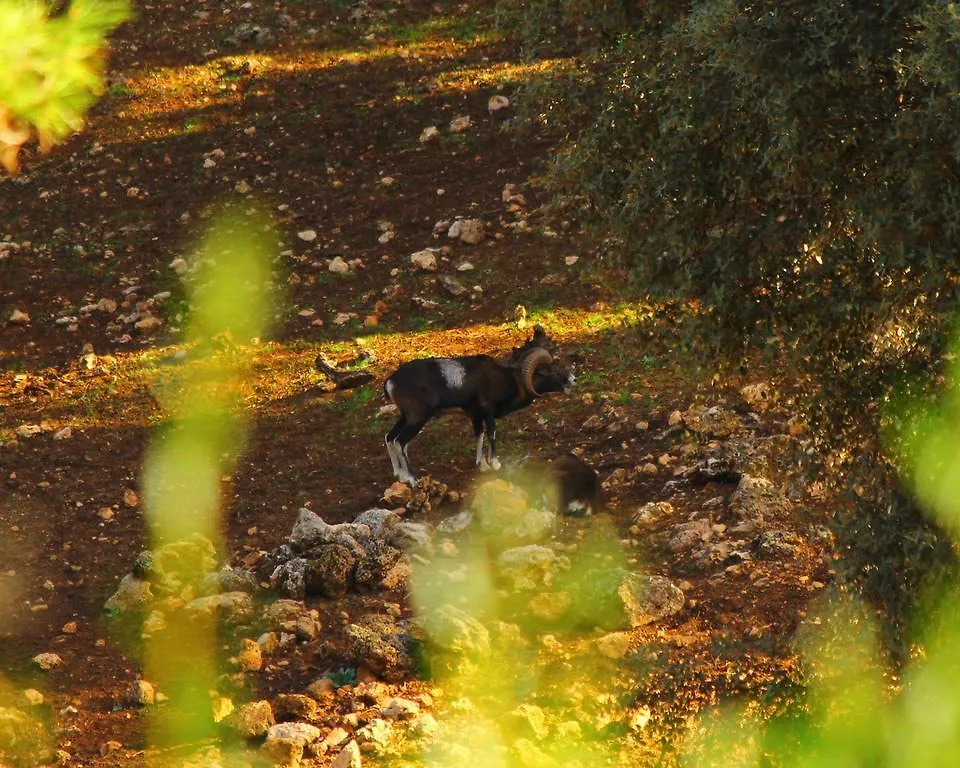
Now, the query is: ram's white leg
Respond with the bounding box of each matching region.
[487,431,500,470]
[476,433,491,470]
[399,444,417,486]
[386,438,402,478]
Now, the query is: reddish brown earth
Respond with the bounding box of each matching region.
[0,1,832,764]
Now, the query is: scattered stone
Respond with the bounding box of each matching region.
[134,315,162,333]
[303,544,357,599]
[52,427,72,441]
[381,482,413,506]
[596,632,632,659]
[731,475,792,522]
[488,95,511,113]
[472,479,554,545]
[356,717,393,748]
[343,615,418,682]
[409,711,440,736]
[571,570,684,631]
[496,545,558,590]
[129,679,156,706]
[751,529,801,558]
[449,115,472,133]
[8,308,30,325]
[306,677,336,702]
[632,501,674,524]
[184,591,254,625]
[384,521,433,555]
[297,229,317,242]
[258,631,280,654]
[683,405,740,438]
[211,694,235,723]
[234,638,263,672]
[330,740,361,768]
[20,689,44,707]
[438,274,468,297]
[420,604,490,658]
[447,218,484,245]
[264,721,322,751]
[740,382,775,411]
[527,591,572,622]
[15,424,42,438]
[329,256,350,274]
[668,520,714,553]
[410,249,438,271]
[226,22,275,46]
[224,700,275,739]
[355,541,404,591]
[419,126,440,143]
[260,735,303,767]
[273,693,318,722]
[32,653,63,671]
[379,697,420,720]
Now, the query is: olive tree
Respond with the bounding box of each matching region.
[503,0,960,648]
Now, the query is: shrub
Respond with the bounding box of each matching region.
[500,0,960,640]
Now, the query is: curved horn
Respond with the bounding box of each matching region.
[521,348,552,396]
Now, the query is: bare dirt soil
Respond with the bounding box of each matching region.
[0,1,833,764]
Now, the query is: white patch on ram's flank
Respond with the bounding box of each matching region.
[384,379,396,403]
[437,359,467,390]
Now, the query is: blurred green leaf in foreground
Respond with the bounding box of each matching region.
[0,0,131,172]
[141,208,276,751]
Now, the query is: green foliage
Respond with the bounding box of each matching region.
[322,666,357,688]
[502,0,960,643]
[0,0,132,171]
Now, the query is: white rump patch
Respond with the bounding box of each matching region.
[438,359,467,389]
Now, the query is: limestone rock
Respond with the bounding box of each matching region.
[496,545,558,590]
[303,544,357,599]
[184,591,254,625]
[421,604,490,657]
[410,249,438,271]
[224,700,275,739]
[731,475,792,522]
[343,615,418,682]
[273,693,318,722]
[104,574,154,613]
[331,740,361,768]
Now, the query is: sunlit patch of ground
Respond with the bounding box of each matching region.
[97,29,573,146]
[0,302,663,439]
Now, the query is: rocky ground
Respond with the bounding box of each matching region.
[0,1,834,765]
